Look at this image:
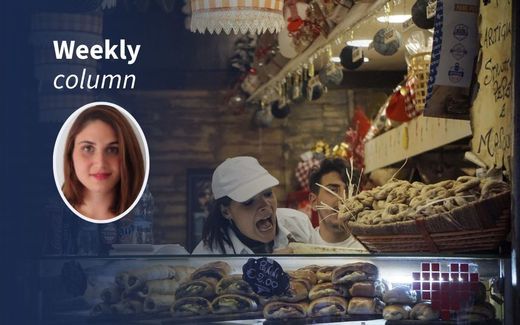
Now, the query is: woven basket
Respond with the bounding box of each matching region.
[408,52,431,112]
[349,191,510,253]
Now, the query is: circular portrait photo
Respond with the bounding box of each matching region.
[53,102,150,223]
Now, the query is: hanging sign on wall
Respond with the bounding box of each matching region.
[470,0,512,175]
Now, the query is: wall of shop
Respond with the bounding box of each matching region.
[127,88,388,245]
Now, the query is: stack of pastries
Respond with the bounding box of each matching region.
[332,263,385,316]
[171,261,262,317]
[262,269,314,319]
[264,262,386,320]
[91,264,194,316]
[382,286,417,320]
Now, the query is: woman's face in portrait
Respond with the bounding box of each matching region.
[227,189,278,243]
[72,120,121,196]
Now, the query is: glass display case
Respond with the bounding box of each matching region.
[38,253,507,324]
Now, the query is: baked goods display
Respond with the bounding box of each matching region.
[174,280,215,299]
[382,286,416,321]
[216,275,258,298]
[263,301,307,319]
[189,261,232,286]
[331,262,379,284]
[348,280,385,298]
[90,264,195,317]
[410,302,440,321]
[347,297,385,315]
[382,304,411,320]
[171,297,212,316]
[211,294,258,314]
[144,294,176,313]
[86,260,498,324]
[308,282,349,301]
[339,176,509,226]
[309,296,349,316]
[383,286,417,305]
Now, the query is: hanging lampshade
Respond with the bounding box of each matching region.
[190,0,285,34]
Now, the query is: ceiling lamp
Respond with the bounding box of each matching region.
[376,14,412,23]
[190,0,284,34]
[346,39,372,47]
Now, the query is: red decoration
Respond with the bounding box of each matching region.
[413,262,481,321]
[386,78,423,122]
[295,158,321,190]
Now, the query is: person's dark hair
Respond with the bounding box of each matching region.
[201,196,234,254]
[62,105,145,215]
[308,158,349,194]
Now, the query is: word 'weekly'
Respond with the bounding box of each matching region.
[53,39,141,65]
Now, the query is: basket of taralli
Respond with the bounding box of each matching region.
[340,176,510,253]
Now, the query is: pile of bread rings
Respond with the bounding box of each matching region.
[338,176,509,226]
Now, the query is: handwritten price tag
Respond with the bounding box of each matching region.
[242,257,290,297]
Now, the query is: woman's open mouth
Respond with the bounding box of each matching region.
[256,215,274,232]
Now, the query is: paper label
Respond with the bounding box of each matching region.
[352,48,363,62]
[427,1,437,19]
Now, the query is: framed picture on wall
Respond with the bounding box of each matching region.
[186,168,214,252]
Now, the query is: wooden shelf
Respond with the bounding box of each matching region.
[363,116,472,173]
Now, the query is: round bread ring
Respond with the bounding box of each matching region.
[372,200,387,210]
[357,192,375,208]
[442,198,456,211]
[480,180,509,198]
[454,178,480,193]
[374,181,405,200]
[407,187,420,197]
[434,204,448,214]
[418,205,437,217]
[409,196,426,209]
[359,210,382,225]
[386,185,410,204]
[436,180,456,190]
[420,185,434,197]
[423,187,448,200]
[457,176,477,183]
[357,209,374,219]
[411,181,425,189]
[382,204,409,222]
[371,210,383,224]
[443,196,468,211]
[339,199,364,221]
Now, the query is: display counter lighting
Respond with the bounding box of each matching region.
[376,14,412,23]
[346,39,372,47]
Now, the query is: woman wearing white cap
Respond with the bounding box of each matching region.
[192,156,313,254]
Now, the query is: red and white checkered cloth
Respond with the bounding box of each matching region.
[295,158,321,190]
[404,77,422,119]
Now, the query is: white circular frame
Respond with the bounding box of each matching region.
[53,101,150,224]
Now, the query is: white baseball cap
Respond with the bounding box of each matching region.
[212,156,279,202]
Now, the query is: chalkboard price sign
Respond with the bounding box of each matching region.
[242,257,290,297]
